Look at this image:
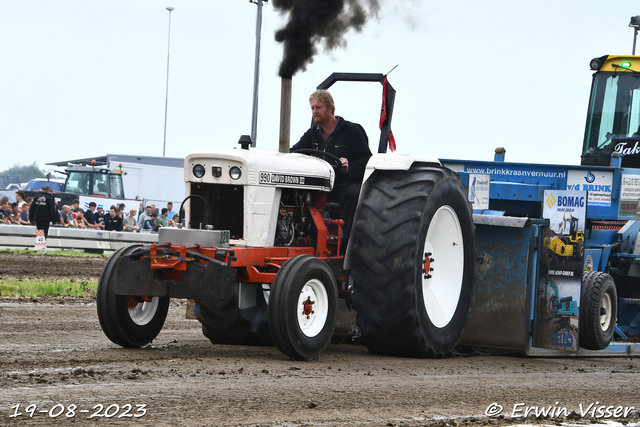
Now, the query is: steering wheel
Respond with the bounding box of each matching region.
[293,149,342,170]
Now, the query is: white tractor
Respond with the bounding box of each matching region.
[97,74,476,359]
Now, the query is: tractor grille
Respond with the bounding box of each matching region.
[591,220,628,230]
[189,183,244,239]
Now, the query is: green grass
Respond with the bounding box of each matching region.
[0,248,107,258]
[0,279,98,297]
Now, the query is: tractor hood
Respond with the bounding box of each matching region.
[185,147,335,192]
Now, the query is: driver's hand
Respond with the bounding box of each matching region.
[340,157,349,174]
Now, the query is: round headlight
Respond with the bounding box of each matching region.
[193,164,205,178]
[229,166,242,180]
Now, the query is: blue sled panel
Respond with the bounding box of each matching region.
[460,215,540,352]
[461,215,640,356]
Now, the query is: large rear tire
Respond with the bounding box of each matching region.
[195,286,272,346]
[268,255,338,360]
[579,271,617,350]
[350,165,475,357]
[97,245,170,348]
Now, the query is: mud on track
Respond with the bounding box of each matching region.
[0,250,106,281]
[1,253,640,426]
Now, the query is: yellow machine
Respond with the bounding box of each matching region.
[543,216,585,259]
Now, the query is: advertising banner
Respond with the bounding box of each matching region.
[534,190,587,351]
[467,174,490,210]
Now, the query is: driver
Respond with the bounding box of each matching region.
[291,89,372,252]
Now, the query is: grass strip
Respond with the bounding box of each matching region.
[0,279,98,297]
[0,248,107,258]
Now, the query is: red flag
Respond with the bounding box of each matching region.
[379,76,396,152]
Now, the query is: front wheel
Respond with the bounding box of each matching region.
[579,271,617,350]
[268,255,338,360]
[97,245,170,347]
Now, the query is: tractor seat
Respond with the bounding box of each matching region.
[323,201,343,220]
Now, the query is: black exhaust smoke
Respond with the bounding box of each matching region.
[273,0,380,78]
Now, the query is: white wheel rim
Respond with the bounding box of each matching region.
[422,205,464,328]
[600,292,612,331]
[128,297,160,326]
[297,279,329,337]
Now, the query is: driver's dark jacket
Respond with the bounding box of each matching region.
[291,116,372,189]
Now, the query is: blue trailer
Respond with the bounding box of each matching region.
[440,55,640,355]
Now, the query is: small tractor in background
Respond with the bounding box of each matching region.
[96,73,477,360]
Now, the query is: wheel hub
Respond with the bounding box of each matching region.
[421,206,464,329]
[297,280,329,338]
[423,252,434,279]
[302,296,315,318]
[127,296,160,326]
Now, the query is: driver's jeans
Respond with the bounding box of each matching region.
[328,182,360,254]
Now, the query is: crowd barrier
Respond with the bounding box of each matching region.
[0,225,158,252]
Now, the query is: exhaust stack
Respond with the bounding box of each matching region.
[279,77,292,153]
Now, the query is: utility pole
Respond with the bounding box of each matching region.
[250,0,267,147]
[163,7,174,157]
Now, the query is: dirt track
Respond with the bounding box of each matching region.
[1,252,640,426]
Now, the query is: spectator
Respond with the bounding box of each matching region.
[28,185,60,237]
[8,203,20,224]
[166,202,174,219]
[118,203,126,216]
[104,205,123,231]
[84,202,99,229]
[95,205,106,229]
[17,203,30,225]
[142,212,157,230]
[156,208,169,227]
[123,208,139,231]
[150,204,157,216]
[76,209,88,229]
[170,213,180,227]
[138,205,152,226]
[71,199,80,213]
[59,205,75,228]
[0,197,11,225]
[15,191,27,208]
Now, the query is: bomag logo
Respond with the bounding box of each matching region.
[546,193,556,209]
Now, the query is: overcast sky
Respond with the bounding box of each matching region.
[2,1,640,176]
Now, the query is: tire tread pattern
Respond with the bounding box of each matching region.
[350,165,475,358]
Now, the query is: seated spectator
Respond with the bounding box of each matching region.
[8,203,20,224]
[84,202,100,229]
[58,205,71,227]
[76,209,88,229]
[123,208,139,231]
[95,205,106,229]
[170,213,180,227]
[156,208,169,227]
[0,197,10,225]
[142,213,157,230]
[17,203,31,225]
[104,205,123,231]
[138,205,152,226]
